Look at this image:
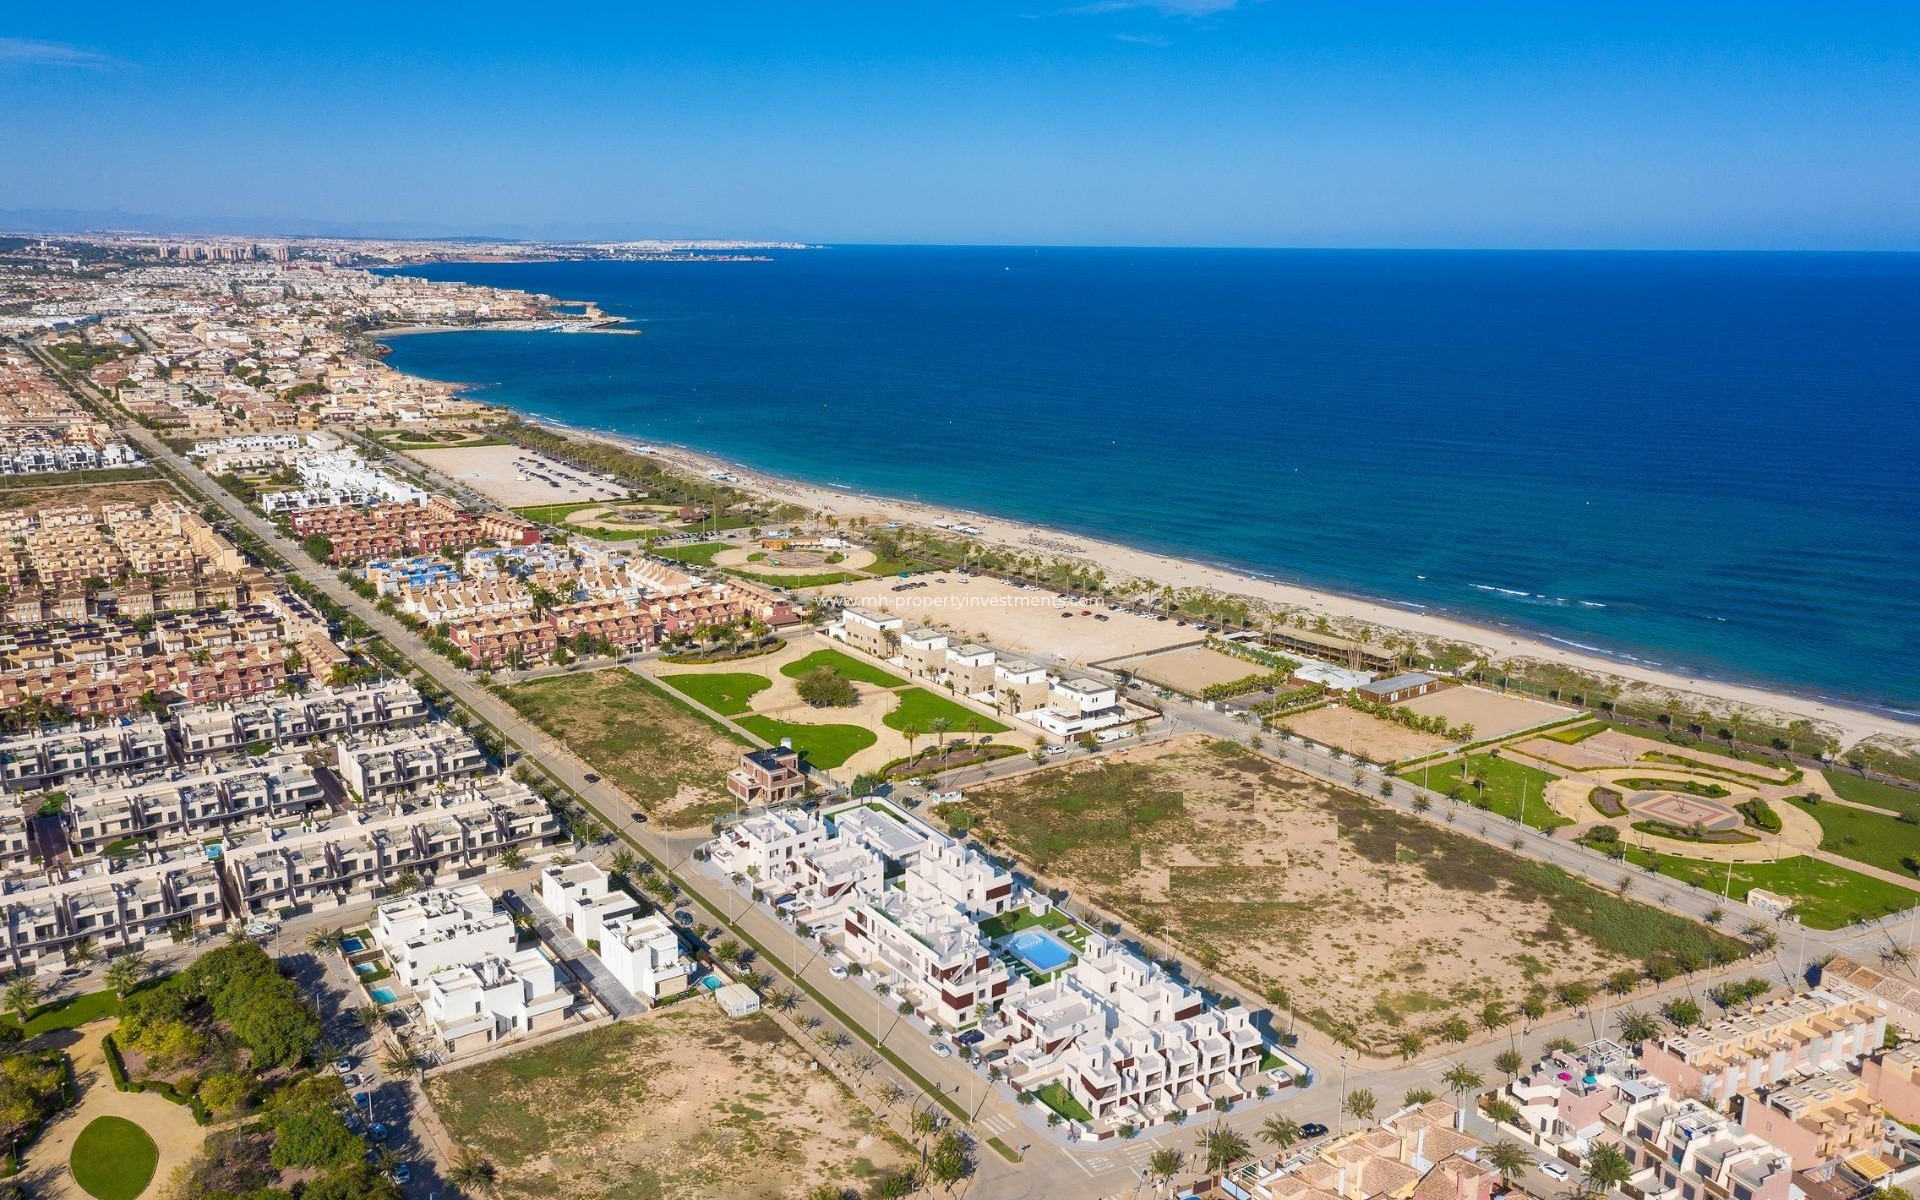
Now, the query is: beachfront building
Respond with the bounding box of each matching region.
[374,883,513,990]
[831,606,904,658]
[1020,675,1133,738]
[418,950,570,1056]
[1636,989,1883,1109]
[1356,672,1443,704]
[1245,1101,1496,1200]
[998,931,1266,1127]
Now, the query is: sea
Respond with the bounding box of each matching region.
[381,248,1920,716]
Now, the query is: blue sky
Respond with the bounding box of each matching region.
[3,1,1916,247]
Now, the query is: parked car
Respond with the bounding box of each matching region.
[955,1029,986,1047]
[1302,1122,1329,1139]
[333,1056,355,1073]
[583,772,601,783]
[828,965,850,980]
[1538,1161,1569,1181]
[929,1041,954,1059]
[389,1163,412,1185]
[369,1122,390,1142]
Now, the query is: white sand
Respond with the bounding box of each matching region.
[531,422,1917,750]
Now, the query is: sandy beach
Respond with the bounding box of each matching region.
[510,422,1917,751]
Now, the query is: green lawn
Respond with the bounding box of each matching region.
[1826,770,1920,819]
[1412,754,1570,830]
[3,988,123,1038]
[70,1116,157,1200]
[1788,797,1920,880]
[1625,848,1917,929]
[780,648,907,689]
[654,542,728,567]
[978,907,1073,942]
[513,500,603,523]
[882,688,1010,737]
[725,568,864,589]
[658,671,772,716]
[1542,723,1607,745]
[1032,1081,1093,1123]
[735,716,876,769]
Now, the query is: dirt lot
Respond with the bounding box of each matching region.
[1119,644,1259,696]
[403,444,626,507]
[825,575,1188,668]
[1398,686,1575,741]
[502,668,749,829]
[1278,704,1448,762]
[427,1005,911,1200]
[939,736,1743,1054]
[0,479,180,511]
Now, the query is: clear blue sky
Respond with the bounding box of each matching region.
[3,1,1916,247]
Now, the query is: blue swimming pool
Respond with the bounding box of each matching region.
[1007,929,1075,973]
[354,962,378,976]
[369,986,399,1005]
[340,936,367,953]
[698,974,723,992]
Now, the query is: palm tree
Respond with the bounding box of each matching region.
[4,976,39,1025]
[1199,1122,1252,1179]
[1494,1049,1524,1080]
[1480,1000,1511,1038]
[1582,1143,1633,1196]
[500,845,523,870]
[1344,1087,1378,1124]
[103,952,148,999]
[350,1005,383,1031]
[306,927,345,954]
[1147,1148,1187,1198]
[446,1147,499,1197]
[1259,1116,1304,1154]
[1612,1008,1658,1047]
[1485,1141,1533,1191]
[929,716,953,753]
[1441,1062,1484,1110]
[381,1046,424,1078]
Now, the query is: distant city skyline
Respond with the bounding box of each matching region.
[3,1,1917,249]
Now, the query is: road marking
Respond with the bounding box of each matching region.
[1074,1152,1119,1177]
[979,1113,1011,1134]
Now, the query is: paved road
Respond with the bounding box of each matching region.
[518,893,644,1018]
[37,347,1918,1200]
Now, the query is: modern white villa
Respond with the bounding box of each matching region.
[418,948,570,1056]
[374,883,513,989]
[539,861,693,1002]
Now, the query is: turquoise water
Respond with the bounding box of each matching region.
[1007,928,1075,973]
[340,936,366,953]
[384,249,1920,714]
[369,986,399,1004]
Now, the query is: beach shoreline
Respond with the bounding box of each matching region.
[492,411,1915,750]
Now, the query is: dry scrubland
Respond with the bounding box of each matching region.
[502,669,749,829]
[938,736,1744,1054]
[428,1006,911,1200]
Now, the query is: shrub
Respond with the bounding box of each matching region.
[795,666,858,708]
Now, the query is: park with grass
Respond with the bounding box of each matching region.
[70,1115,157,1200]
[654,635,1018,778]
[1409,753,1569,830]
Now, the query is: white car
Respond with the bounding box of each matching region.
[929,1041,954,1059]
[1538,1161,1569,1181]
[828,965,850,980]
[245,920,278,937]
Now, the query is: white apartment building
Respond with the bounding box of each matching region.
[334,721,489,799]
[831,606,904,658]
[1637,988,1883,1109]
[419,949,569,1056]
[706,808,831,888]
[1000,932,1265,1128]
[539,862,692,1001]
[0,847,225,972]
[173,679,427,756]
[63,750,324,856]
[0,717,172,792]
[843,887,1012,1029]
[222,776,555,916]
[375,883,514,990]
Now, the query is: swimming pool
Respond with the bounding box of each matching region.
[369,986,399,1005]
[353,962,379,976]
[698,974,723,992]
[1006,929,1075,973]
[340,936,367,954]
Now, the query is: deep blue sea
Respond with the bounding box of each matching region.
[384,248,1920,715]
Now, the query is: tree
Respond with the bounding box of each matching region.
[1659,997,1703,1030]
[1486,1099,1522,1127]
[381,1046,424,1077]
[1480,1001,1511,1037]
[1494,1049,1524,1080]
[1200,1122,1252,1176]
[1260,1116,1304,1153]
[197,1070,252,1116]
[1441,1062,1484,1109]
[104,951,149,999]
[928,1130,974,1192]
[306,927,345,954]
[1583,1143,1634,1195]
[796,666,858,707]
[1148,1148,1187,1197]
[1343,1087,1378,1124]
[1403,1086,1437,1107]
[270,1102,362,1170]
[1436,1015,1471,1046]
[1486,1141,1534,1189]
[446,1146,499,1197]
[500,845,523,870]
[1397,1031,1425,1062]
[3,976,38,1025]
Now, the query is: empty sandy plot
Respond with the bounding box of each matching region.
[826,575,1187,667]
[404,444,627,506]
[1278,703,1448,761]
[938,736,1741,1055]
[1398,686,1574,740]
[1121,644,1259,695]
[428,1004,910,1200]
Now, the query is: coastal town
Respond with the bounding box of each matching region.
[0,231,1918,1200]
